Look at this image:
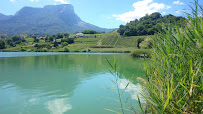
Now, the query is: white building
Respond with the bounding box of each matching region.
[76,33,84,37]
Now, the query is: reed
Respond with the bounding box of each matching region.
[139,0,203,113]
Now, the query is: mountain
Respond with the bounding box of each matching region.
[0,13,12,21]
[0,4,111,35]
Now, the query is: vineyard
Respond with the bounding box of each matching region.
[98,33,148,48]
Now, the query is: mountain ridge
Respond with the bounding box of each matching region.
[0,4,112,35]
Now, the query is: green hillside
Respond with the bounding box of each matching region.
[117,12,185,36]
[0,32,150,53]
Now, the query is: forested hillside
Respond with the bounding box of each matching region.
[117,12,185,36]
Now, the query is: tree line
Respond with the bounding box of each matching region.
[117,12,185,36]
[0,32,74,50]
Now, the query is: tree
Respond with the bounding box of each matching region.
[0,39,6,49]
[21,38,26,42]
[45,37,48,41]
[117,12,185,36]
[82,30,97,34]
[34,37,39,42]
[137,38,144,48]
[53,40,58,47]
[150,12,161,19]
[49,36,54,42]
[56,33,63,39]
[34,44,39,48]
[12,36,21,42]
[62,42,68,47]
[61,38,74,44]
[6,38,15,47]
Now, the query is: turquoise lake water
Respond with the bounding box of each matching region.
[0,52,146,114]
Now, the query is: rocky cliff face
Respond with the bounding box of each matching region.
[0,4,108,35]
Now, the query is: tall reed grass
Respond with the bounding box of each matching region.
[139,0,203,113]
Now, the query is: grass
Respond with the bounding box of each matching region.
[89,47,135,53]
[99,33,149,48]
[75,37,100,42]
[138,1,203,113]
[130,49,152,57]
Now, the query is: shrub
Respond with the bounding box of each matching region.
[139,1,203,113]
[26,49,32,52]
[87,48,91,52]
[64,46,69,52]
[62,42,68,47]
[130,49,151,58]
[139,36,152,49]
[20,48,26,52]
[41,48,48,52]
[0,38,6,49]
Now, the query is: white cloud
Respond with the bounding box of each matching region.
[176,10,183,14]
[198,14,203,17]
[112,0,171,22]
[173,0,184,5]
[162,12,166,15]
[30,0,39,2]
[10,0,15,2]
[55,0,70,4]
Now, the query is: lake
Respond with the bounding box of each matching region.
[0,52,146,114]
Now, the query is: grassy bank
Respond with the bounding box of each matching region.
[130,49,152,58]
[138,1,203,113]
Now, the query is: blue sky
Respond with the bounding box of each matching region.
[0,0,202,28]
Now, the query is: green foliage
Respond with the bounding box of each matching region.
[53,40,58,47]
[130,49,151,58]
[41,48,48,52]
[20,47,26,52]
[140,1,203,113]
[137,38,144,48]
[21,38,26,42]
[56,33,64,39]
[34,44,39,48]
[34,44,51,49]
[117,12,185,36]
[62,42,68,47]
[49,36,54,42]
[6,38,15,47]
[82,30,97,34]
[54,33,69,39]
[87,48,91,52]
[34,37,39,42]
[100,33,148,48]
[0,38,6,49]
[139,36,152,49]
[26,49,32,52]
[63,46,69,52]
[11,36,22,42]
[61,38,74,44]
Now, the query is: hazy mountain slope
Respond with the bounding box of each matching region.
[0,4,111,35]
[0,13,12,21]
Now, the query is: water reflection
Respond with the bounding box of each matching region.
[119,79,145,103]
[46,98,72,114]
[0,53,146,114]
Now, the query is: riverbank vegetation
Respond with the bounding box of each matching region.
[138,1,203,113]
